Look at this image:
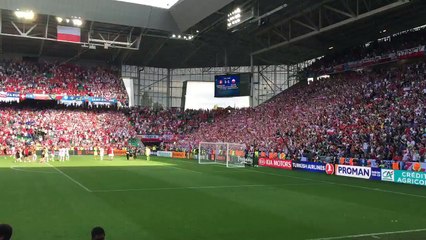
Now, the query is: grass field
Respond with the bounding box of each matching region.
[1,156,426,240]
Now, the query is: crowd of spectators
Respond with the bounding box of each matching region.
[129,107,230,135]
[0,104,136,151]
[2,27,426,163]
[0,61,128,103]
[177,60,426,162]
[2,58,426,162]
[308,26,426,73]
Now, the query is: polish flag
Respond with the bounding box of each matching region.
[57,26,81,42]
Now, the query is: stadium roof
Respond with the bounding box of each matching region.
[114,0,181,9]
[0,0,426,68]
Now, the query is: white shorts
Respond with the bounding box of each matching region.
[108,154,114,157]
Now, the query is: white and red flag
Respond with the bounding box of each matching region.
[57,26,81,42]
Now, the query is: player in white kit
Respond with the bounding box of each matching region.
[65,147,70,161]
[99,147,104,161]
[59,148,65,162]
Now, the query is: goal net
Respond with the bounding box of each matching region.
[198,142,227,165]
[227,143,247,168]
[198,142,246,168]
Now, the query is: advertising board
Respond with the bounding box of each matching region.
[335,165,371,179]
[394,170,426,186]
[172,152,186,159]
[157,151,173,158]
[292,162,325,173]
[259,158,292,170]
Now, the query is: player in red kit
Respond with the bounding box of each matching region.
[107,146,114,161]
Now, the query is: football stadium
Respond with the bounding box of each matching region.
[1,0,426,239]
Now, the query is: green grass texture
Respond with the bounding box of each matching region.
[1,155,426,240]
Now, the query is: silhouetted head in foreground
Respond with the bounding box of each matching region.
[91,226,105,240]
[0,224,12,240]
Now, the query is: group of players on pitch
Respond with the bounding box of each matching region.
[8,146,115,163]
[92,147,115,161]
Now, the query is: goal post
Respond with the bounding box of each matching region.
[198,142,247,168]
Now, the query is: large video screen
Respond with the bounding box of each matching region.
[214,73,251,98]
[184,81,250,110]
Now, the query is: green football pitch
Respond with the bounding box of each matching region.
[1,156,426,240]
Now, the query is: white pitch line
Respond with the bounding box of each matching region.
[91,182,320,193]
[47,163,92,192]
[307,228,426,240]
[10,166,58,174]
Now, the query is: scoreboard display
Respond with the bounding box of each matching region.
[214,73,251,98]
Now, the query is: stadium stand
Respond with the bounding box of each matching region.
[0,61,128,104]
[0,103,135,152]
[2,26,426,163]
[176,60,426,162]
[308,26,426,74]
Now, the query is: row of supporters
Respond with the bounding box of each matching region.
[257,151,286,160]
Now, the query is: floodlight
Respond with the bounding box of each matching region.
[171,34,194,41]
[56,17,63,23]
[14,10,35,20]
[227,7,242,29]
[72,18,83,27]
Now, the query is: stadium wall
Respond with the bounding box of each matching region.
[122,62,312,109]
[0,53,23,61]
[39,56,111,68]
[0,53,115,68]
[0,54,113,68]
